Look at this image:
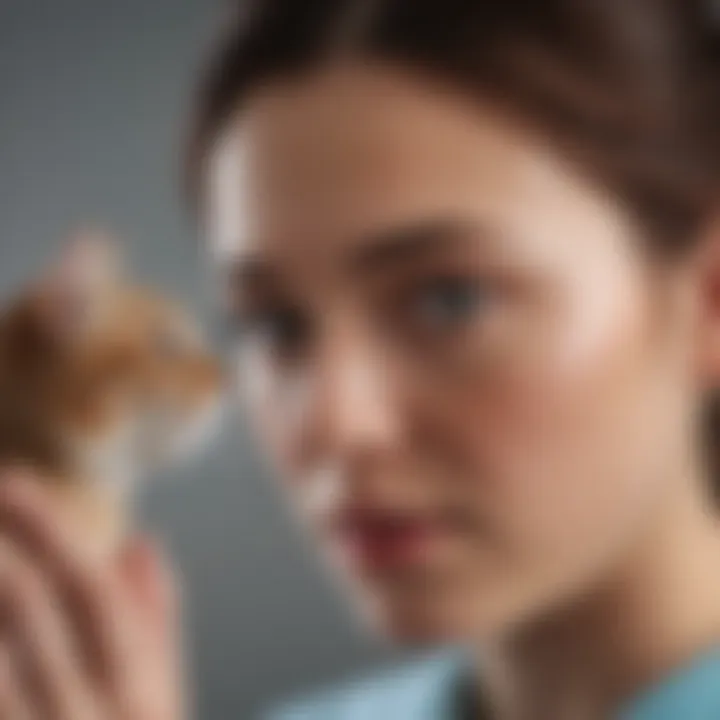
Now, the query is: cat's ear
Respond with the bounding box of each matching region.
[52,228,123,289]
[35,229,123,341]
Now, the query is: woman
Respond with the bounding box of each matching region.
[2,0,720,718]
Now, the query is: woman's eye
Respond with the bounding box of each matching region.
[231,307,309,360]
[408,276,489,330]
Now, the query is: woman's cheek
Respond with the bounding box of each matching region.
[438,292,662,557]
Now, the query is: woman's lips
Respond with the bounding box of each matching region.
[327,510,452,571]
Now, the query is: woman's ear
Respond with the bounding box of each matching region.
[692,213,720,390]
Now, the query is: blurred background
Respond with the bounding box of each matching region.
[0,1,394,716]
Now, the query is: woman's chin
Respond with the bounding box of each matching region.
[348,579,502,646]
[325,546,529,644]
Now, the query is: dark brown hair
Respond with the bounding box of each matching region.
[186,0,720,484]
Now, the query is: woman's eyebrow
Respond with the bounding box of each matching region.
[345,219,491,277]
[217,218,494,290]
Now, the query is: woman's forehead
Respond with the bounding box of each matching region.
[205,62,636,275]
[205,68,511,240]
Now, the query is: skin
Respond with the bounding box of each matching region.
[0,474,183,719]
[2,59,720,720]
[206,61,720,719]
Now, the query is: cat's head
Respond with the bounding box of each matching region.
[0,232,224,491]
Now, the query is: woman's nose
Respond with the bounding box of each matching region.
[303,324,404,462]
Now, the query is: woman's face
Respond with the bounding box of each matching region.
[206,62,702,642]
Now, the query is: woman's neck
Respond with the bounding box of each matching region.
[477,476,720,720]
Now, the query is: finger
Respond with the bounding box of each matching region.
[0,643,36,720]
[0,471,98,576]
[115,538,188,718]
[0,476,132,689]
[116,537,184,699]
[119,536,180,633]
[0,542,97,720]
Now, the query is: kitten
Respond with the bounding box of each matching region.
[0,232,223,555]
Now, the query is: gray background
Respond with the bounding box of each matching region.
[0,1,396,716]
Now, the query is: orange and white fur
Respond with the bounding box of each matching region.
[0,234,223,556]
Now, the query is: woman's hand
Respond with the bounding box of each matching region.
[0,471,186,720]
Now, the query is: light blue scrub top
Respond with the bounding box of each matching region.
[265,646,720,719]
